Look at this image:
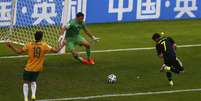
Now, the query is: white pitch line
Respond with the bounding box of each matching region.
[37,88,201,101]
[1,44,201,59]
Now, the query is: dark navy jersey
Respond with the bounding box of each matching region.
[156,37,176,60]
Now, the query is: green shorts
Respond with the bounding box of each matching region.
[66,34,85,51]
[23,71,39,81]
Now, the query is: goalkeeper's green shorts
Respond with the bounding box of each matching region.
[66,34,85,51]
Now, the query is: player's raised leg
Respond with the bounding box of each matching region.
[176,57,184,72]
[67,39,88,64]
[161,64,174,86]
[170,58,183,74]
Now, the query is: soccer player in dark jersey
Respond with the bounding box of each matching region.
[152,33,184,86]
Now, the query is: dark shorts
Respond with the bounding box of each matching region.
[23,71,40,81]
[164,57,184,73]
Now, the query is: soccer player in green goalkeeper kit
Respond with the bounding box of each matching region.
[60,12,100,64]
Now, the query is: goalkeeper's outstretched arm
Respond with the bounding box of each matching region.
[60,27,67,36]
[83,27,93,38]
[83,27,100,42]
[59,26,68,40]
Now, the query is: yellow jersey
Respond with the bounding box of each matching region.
[22,42,53,72]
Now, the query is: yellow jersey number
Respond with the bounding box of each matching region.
[34,47,41,58]
[161,41,167,52]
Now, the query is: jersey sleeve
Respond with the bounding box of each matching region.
[64,20,73,29]
[167,37,175,44]
[22,43,30,52]
[43,43,53,52]
[81,22,87,30]
[156,44,162,56]
[64,23,71,29]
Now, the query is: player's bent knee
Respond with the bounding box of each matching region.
[82,42,90,48]
[72,52,79,58]
[72,53,79,58]
[85,44,90,49]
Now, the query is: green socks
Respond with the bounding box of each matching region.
[86,48,91,60]
[75,56,84,63]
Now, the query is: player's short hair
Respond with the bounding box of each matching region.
[152,33,161,41]
[35,31,43,42]
[76,12,84,17]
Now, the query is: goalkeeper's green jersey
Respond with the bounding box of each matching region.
[65,19,86,38]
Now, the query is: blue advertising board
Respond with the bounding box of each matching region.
[87,0,201,23]
[0,0,201,27]
[15,0,63,26]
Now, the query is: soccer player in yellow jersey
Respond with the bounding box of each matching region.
[6,31,65,101]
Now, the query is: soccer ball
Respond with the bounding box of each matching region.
[107,74,117,83]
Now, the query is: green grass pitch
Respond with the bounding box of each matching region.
[1,19,201,101]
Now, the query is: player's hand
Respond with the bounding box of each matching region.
[58,35,62,49]
[92,36,100,43]
[58,35,64,43]
[61,39,67,48]
[159,54,163,59]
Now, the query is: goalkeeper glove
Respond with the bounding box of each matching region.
[58,34,66,47]
[92,36,100,43]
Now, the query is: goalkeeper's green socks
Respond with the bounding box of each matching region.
[75,56,83,63]
[73,48,92,64]
[75,56,88,64]
[86,48,91,60]
[86,48,95,65]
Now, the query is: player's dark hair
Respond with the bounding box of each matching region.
[35,31,43,42]
[152,33,161,41]
[76,12,84,17]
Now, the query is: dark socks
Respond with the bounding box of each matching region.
[166,72,172,81]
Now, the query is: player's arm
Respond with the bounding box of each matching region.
[60,22,71,36]
[156,44,163,59]
[172,42,176,50]
[6,42,25,54]
[158,53,163,59]
[83,27,93,38]
[168,37,177,51]
[59,25,69,46]
[59,23,71,40]
[48,41,66,53]
[83,26,100,42]
[59,26,68,40]
[60,27,66,35]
